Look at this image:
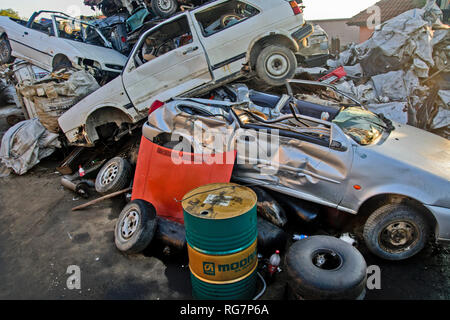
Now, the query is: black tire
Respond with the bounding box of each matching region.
[151,0,178,18]
[255,45,297,87]
[363,204,429,261]
[95,157,132,195]
[115,200,157,254]
[285,236,367,300]
[52,56,72,72]
[0,35,15,64]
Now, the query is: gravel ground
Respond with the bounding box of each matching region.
[0,157,449,300]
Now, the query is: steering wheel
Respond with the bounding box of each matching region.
[155,39,176,56]
[220,14,243,28]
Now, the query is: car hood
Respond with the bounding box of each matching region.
[369,123,450,181]
[60,39,127,67]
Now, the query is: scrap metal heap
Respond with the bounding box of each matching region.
[322,1,449,139]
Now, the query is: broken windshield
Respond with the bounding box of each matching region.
[332,107,390,145]
[53,15,110,48]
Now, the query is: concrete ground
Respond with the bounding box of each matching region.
[0,155,449,300]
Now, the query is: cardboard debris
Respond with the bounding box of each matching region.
[16,69,100,133]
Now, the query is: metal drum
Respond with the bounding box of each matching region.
[182,183,258,300]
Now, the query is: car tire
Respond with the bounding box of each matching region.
[95,157,132,195]
[255,45,297,87]
[285,235,367,300]
[0,35,15,65]
[363,204,430,261]
[115,200,157,254]
[151,0,178,18]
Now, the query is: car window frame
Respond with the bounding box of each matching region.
[131,13,193,70]
[51,14,112,48]
[194,0,261,38]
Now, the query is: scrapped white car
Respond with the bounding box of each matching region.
[59,0,313,146]
[0,11,128,77]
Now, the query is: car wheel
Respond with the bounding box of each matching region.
[95,157,132,195]
[363,204,430,261]
[285,236,367,300]
[151,0,178,18]
[115,200,157,254]
[255,45,297,87]
[0,35,15,64]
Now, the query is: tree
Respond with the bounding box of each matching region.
[0,8,20,19]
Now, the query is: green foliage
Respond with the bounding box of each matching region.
[0,8,20,19]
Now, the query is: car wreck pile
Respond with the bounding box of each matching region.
[325,1,450,139]
[0,0,449,301]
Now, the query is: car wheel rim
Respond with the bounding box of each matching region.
[100,162,119,186]
[312,249,343,271]
[158,0,173,11]
[265,53,290,79]
[120,209,140,240]
[379,221,419,253]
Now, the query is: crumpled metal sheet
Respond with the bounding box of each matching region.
[371,71,409,102]
[0,119,61,175]
[328,3,443,79]
[343,64,363,78]
[431,90,450,130]
[146,99,238,154]
[145,84,351,208]
[367,102,408,124]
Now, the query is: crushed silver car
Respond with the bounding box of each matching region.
[142,79,450,261]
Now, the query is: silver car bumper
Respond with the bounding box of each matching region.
[426,205,450,242]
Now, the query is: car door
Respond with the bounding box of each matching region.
[122,13,212,114]
[16,14,54,70]
[234,120,353,209]
[192,0,264,80]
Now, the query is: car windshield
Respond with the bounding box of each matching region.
[53,15,108,47]
[332,107,390,145]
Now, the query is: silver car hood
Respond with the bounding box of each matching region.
[368,123,450,181]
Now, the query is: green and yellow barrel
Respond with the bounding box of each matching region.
[182,183,258,300]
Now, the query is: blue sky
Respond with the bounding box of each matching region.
[1,0,379,20]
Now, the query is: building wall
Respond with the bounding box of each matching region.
[359,26,375,43]
[311,19,360,46]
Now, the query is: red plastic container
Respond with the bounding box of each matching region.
[131,136,236,224]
